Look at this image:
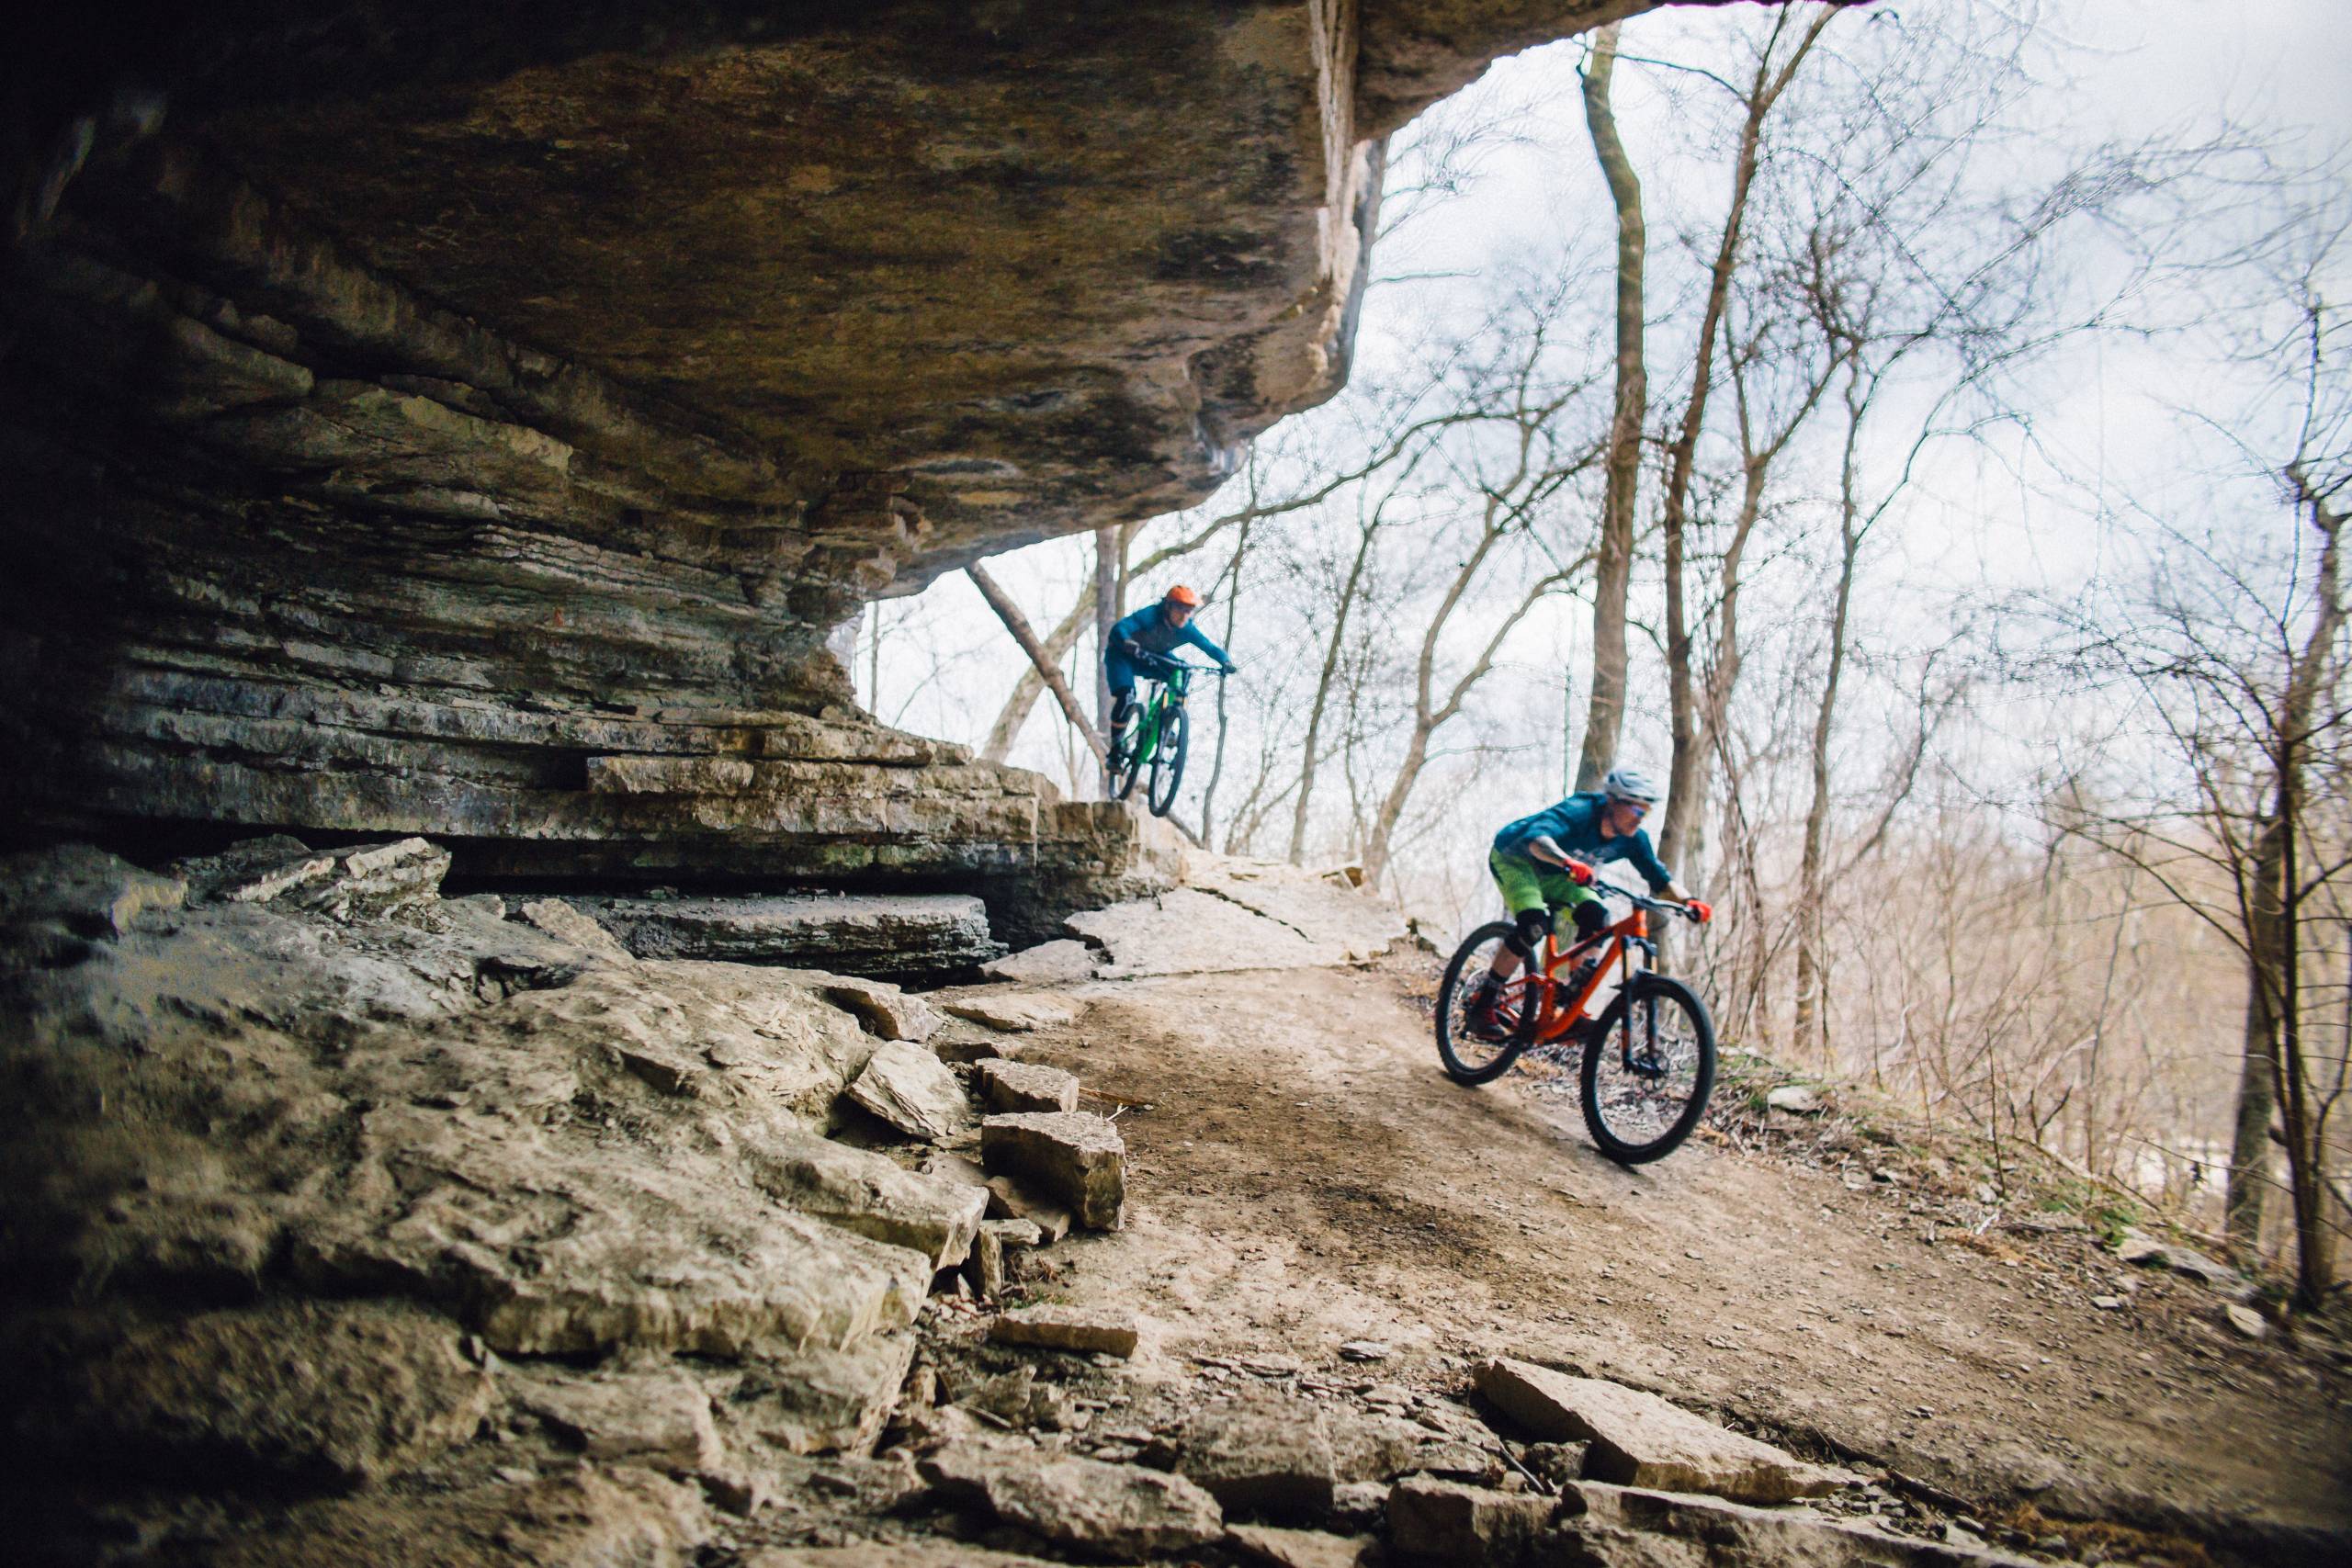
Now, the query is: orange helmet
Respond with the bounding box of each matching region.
[1164,584,1203,608]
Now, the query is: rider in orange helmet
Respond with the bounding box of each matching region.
[1105,585,1236,760]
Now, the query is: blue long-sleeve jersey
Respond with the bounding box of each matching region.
[1109,604,1230,666]
[1492,792,1675,892]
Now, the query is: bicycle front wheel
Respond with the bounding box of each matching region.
[1108,719,1144,800]
[1579,974,1716,1164]
[1146,705,1188,817]
[1435,921,1536,1085]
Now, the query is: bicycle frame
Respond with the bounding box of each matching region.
[1126,663,1193,764]
[1515,905,1656,1045]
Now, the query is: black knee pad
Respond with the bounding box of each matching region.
[1570,900,1609,941]
[1507,907,1553,958]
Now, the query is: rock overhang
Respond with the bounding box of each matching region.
[0,1,1705,898]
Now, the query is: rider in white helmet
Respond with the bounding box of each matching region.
[1468,765,1709,1036]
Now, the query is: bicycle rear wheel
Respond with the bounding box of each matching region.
[1146,705,1188,817]
[1578,974,1715,1164]
[1435,921,1537,1085]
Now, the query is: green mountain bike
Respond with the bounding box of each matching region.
[1106,657,1227,818]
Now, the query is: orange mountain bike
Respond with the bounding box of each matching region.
[1433,889,1716,1164]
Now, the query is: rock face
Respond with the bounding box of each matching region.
[2,3,1680,908]
[0,843,978,1557]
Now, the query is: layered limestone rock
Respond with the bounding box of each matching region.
[0,841,1018,1557]
[4,1,1690,900]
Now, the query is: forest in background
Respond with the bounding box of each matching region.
[851,3,2349,1306]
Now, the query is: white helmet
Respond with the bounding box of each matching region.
[1601,766,1661,805]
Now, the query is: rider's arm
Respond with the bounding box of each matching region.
[1524,834,1571,867]
[1180,622,1233,669]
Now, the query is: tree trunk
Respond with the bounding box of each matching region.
[1199,520,1252,848]
[1573,22,1645,793]
[983,584,1094,762]
[1288,515,1376,865]
[968,565,1104,765]
[1093,525,1121,792]
[1794,367,1867,1061]
[2227,817,2284,1250]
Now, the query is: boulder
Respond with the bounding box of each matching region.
[1385,1476,1555,1565]
[1171,1395,1336,1517]
[821,977,946,1043]
[1766,1085,1825,1114]
[279,838,453,920]
[1560,1480,2041,1567]
[991,1305,1142,1359]
[510,1366,725,1472]
[983,939,1102,985]
[729,1329,920,1455]
[985,1176,1075,1241]
[575,893,1003,983]
[740,1124,988,1269]
[922,1446,1224,1561]
[20,1300,492,1490]
[0,843,186,940]
[171,835,321,903]
[517,897,635,961]
[1190,861,1408,961]
[982,1112,1126,1229]
[1227,1524,1374,1568]
[940,992,1081,1032]
[977,1059,1082,1114]
[845,1040,978,1143]
[1475,1359,1847,1505]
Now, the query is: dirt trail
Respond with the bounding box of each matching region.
[989,959,2351,1551]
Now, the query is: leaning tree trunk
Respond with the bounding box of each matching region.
[2226,816,2285,1251]
[1573,22,1645,794]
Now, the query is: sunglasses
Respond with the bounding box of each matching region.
[1617,800,1649,818]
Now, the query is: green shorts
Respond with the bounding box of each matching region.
[1487,846,1601,919]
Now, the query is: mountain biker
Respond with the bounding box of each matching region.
[1467,766,1711,1037]
[1105,585,1236,761]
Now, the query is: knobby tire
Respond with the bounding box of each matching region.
[1578,973,1716,1164]
[1146,705,1188,817]
[1434,920,1534,1085]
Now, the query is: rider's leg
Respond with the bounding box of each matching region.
[1486,848,1560,981]
[1104,652,1140,757]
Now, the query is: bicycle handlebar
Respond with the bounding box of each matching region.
[1557,862,1704,922]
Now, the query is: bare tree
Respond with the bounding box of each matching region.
[1572,21,1646,793]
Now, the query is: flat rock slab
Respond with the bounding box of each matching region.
[1173,1395,1336,1517]
[1191,860,1408,961]
[982,1112,1125,1229]
[741,1123,987,1268]
[846,1040,977,1143]
[1068,887,1335,977]
[2116,1230,2242,1287]
[1765,1084,1826,1114]
[977,1058,1081,1114]
[517,897,635,960]
[1385,1475,1555,1563]
[1476,1359,1846,1505]
[574,892,1002,984]
[1563,1481,2041,1567]
[1227,1524,1374,1568]
[983,939,1102,985]
[923,1445,1224,1561]
[940,991,1081,1032]
[746,1546,1069,1568]
[992,1305,1141,1359]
